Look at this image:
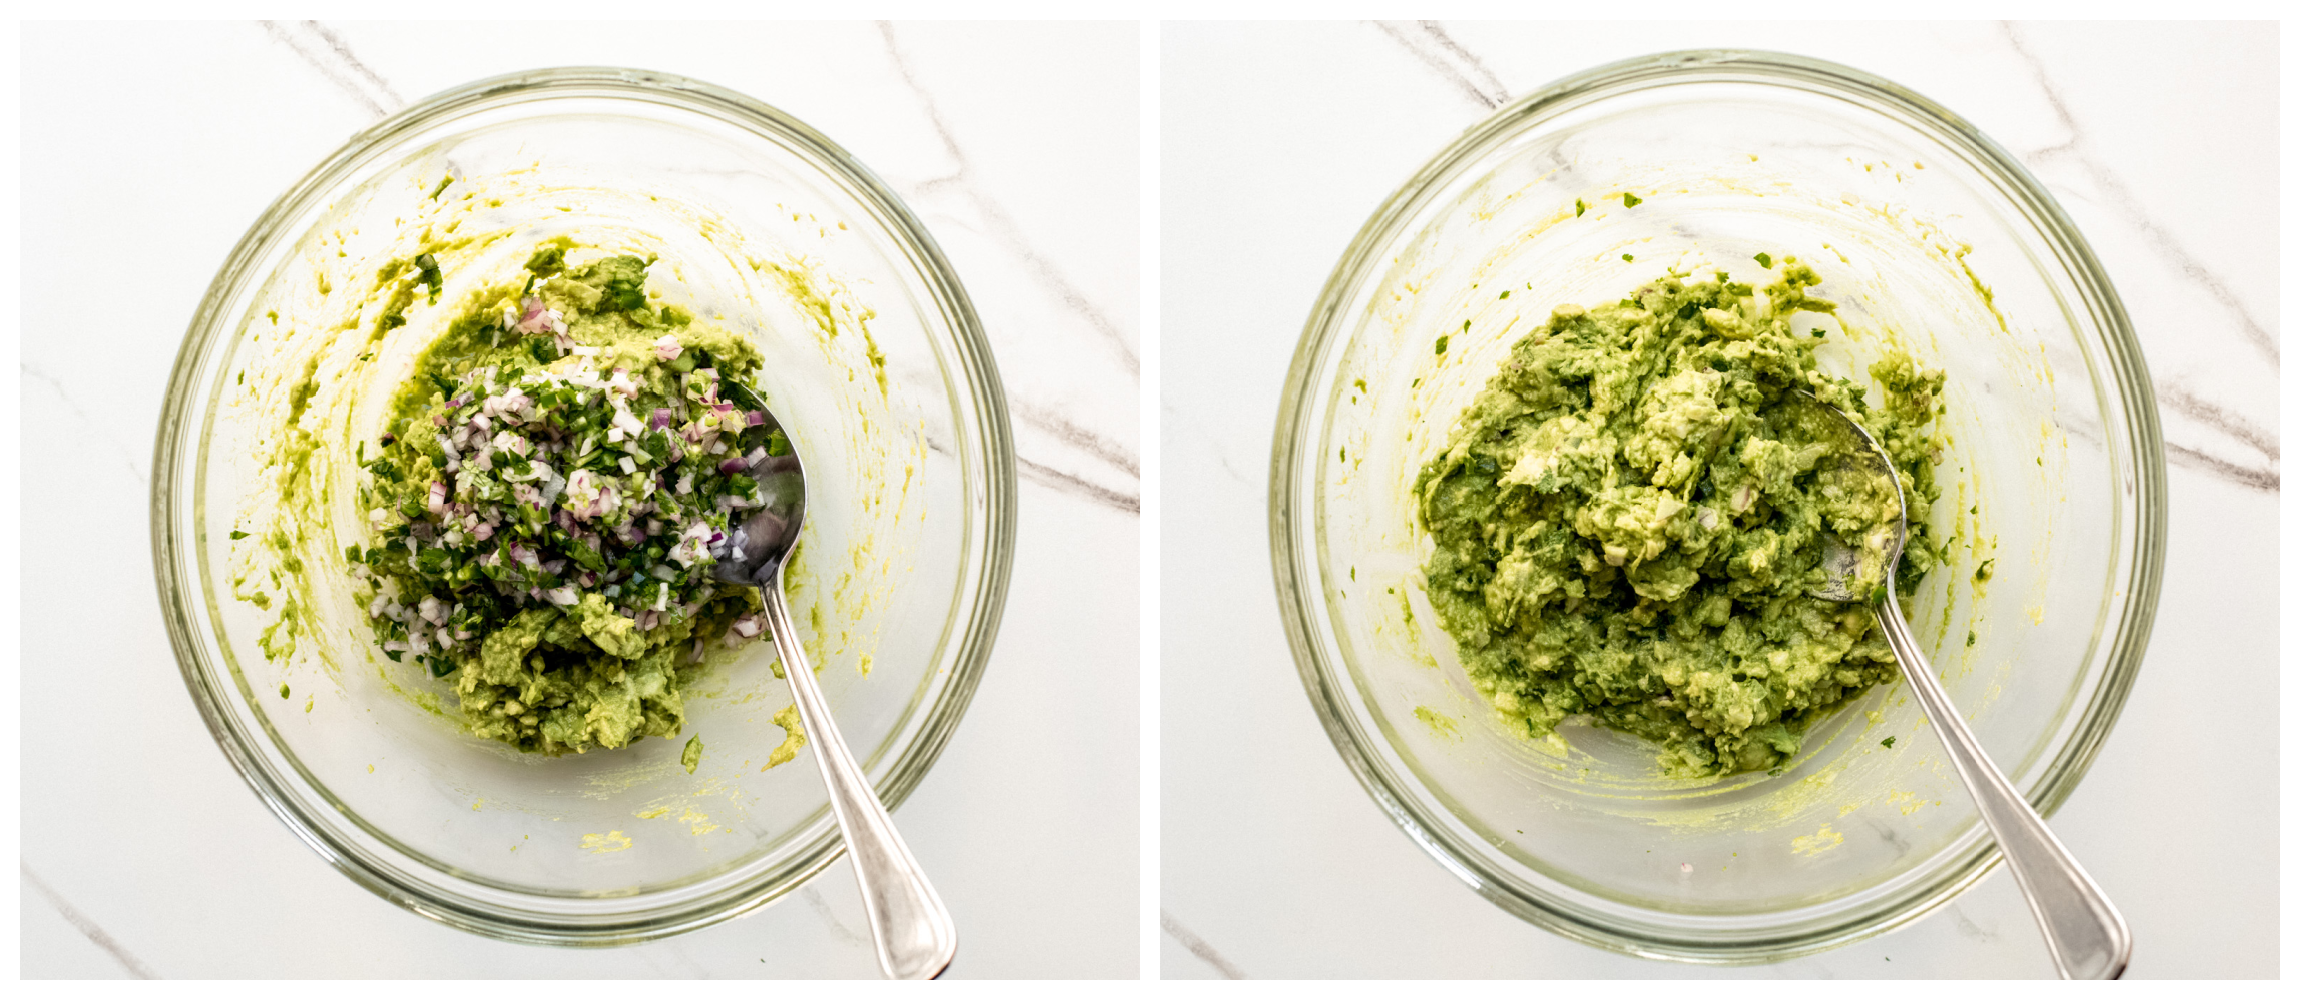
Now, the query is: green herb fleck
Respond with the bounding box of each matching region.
[278,683,290,699]
[414,253,444,304]
[428,175,454,199]
[1574,198,1587,217]
[1622,253,1635,262]
[1434,335,1450,355]
[1811,328,1826,338]
[603,272,648,312]
[229,530,250,540]
[1965,630,1977,647]
[1754,252,1773,268]
[1974,558,1995,582]
[1622,192,1643,208]
[1881,736,1897,748]
[682,735,704,774]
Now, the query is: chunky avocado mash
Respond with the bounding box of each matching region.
[1415,259,1945,778]
[352,243,790,753]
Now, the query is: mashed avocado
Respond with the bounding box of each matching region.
[352,243,790,754]
[1415,259,1946,777]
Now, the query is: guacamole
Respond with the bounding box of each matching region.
[1415,259,1946,777]
[352,243,792,753]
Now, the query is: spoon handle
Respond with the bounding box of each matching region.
[1874,598,2130,979]
[758,580,957,979]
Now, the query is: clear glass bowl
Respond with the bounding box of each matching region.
[1271,50,2164,963]
[152,67,1015,944]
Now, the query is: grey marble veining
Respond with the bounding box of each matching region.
[261,19,405,118]
[1371,20,1508,110]
[1159,910,1246,979]
[1994,23,2278,492]
[873,22,1143,513]
[20,865,155,980]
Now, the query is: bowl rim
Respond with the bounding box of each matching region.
[150,65,1018,944]
[1268,48,2165,964]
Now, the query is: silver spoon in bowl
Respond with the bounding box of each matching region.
[710,406,957,980]
[1802,393,2130,980]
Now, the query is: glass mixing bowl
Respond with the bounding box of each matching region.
[1271,50,2164,963]
[153,67,1015,944]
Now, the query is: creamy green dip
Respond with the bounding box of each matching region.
[353,242,790,754]
[1415,259,1946,777]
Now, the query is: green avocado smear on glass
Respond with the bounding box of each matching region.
[352,243,791,754]
[1415,259,1947,778]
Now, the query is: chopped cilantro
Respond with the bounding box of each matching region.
[1754,252,1773,268]
[414,253,444,304]
[1622,192,1643,208]
[229,530,250,540]
[355,247,789,754]
[1434,335,1450,355]
[603,273,648,312]
[1574,198,1587,217]
[1881,736,1897,748]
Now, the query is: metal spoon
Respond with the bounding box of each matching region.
[710,407,957,980]
[1800,393,2129,979]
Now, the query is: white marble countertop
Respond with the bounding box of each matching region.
[1159,21,2276,979]
[20,21,1139,978]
